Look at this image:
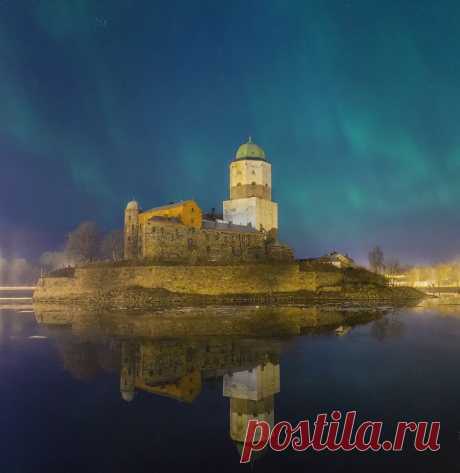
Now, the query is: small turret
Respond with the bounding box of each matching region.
[124,200,139,259]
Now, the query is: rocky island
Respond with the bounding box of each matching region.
[33,139,421,310]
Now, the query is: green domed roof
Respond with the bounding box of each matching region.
[235,137,266,160]
[126,200,139,210]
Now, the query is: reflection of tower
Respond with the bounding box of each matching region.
[223,362,280,447]
[124,200,139,259]
[120,341,137,402]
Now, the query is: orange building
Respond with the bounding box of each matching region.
[124,199,203,259]
[135,370,202,403]
[138,200,202,229]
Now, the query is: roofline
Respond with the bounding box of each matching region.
[232,157,270,163]
[139,199,199,214]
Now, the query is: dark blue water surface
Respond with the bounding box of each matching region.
[0,302,459,473]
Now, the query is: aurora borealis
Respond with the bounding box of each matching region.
[1,0,460,264]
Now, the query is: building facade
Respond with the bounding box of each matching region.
[123,139,292,263]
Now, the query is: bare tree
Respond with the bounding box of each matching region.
[100,230,123,261]
[66,221,101,263]
[385,258,402,275]
[368,246,384,274]
[0,257,39,285]
[40,250,76,271]
[448,263,460,288]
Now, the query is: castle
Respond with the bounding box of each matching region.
[124,138,293,264]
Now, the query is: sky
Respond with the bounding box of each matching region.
[1,0,460,265]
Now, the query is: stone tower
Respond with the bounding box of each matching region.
[223,362,280,446]
[124,200,139,259]
[223,138,278,235]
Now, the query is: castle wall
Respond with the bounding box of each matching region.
[141,219,268,263]
[34,263,420,308]
[34,262,319,302]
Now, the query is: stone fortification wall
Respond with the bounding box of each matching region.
[34,263,317,302]
[33,261,422,308]
[141,219,292,263]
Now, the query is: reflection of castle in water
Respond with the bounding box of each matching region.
[35,305,392,456]
[49,329,282,452]
[118,337,280,452]
[119,338,280,402]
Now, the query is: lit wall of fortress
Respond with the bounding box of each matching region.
[141,219,269,263]
[33,260,416,308]
[34,263,344,303]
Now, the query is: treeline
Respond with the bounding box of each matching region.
[405,262,460,287]
[368,245,409,275]
[368,245,460,287]
[0,222,123,285]
[0,257,40,285]
[40,221,123,272]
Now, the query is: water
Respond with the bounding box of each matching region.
[0,300,459,472]
[0,288,34,303]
